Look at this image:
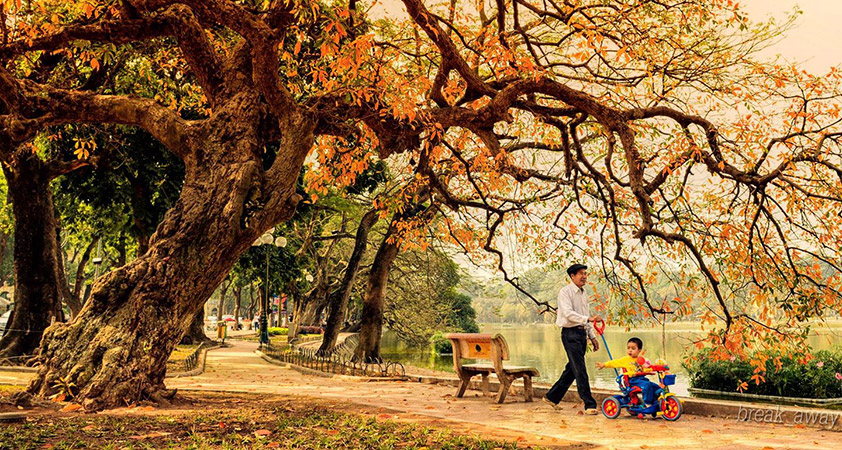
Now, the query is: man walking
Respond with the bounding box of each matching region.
[544,263,601,414]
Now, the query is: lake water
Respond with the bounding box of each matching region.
[380,323,842,396]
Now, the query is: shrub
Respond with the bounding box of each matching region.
[267,327,288,336]
[684,347,842,399]
[430,331,453,354]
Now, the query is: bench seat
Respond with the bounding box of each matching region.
[446,333,539,403]
[461,363,540,376]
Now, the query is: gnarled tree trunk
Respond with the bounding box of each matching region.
[26,93,313,409]
[0,152,64,358]
[318,209,377,354]
[353,222,399,363]
[180,308,211,345]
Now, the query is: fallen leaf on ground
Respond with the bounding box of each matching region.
[255,429,272,436]
[129,432,171,440]
[61,404,82,412]
[267,443,280,448]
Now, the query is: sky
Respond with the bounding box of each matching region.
[740,0,842,74]
[371,0,842,74]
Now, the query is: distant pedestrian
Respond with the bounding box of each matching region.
[544,263,601,415]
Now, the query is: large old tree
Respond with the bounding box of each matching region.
[0,0,840,408]
[0,0,331,408]
[0,137,90,359]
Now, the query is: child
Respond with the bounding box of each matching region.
[595,337,661,406]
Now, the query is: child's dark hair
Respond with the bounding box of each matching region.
[628,337,643,350]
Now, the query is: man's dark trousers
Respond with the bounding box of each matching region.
[545,327,597,409]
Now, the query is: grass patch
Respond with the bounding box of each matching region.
[0,398,537,450]
[165,344,203,373]
[232,335,288,346]
[0,385,24,394]
[169,345,201,361]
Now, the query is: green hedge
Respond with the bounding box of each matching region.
[684,347,842,399]
[267,327,288,336]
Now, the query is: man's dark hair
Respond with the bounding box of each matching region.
[566,263,587,277]
[628,337,643,350]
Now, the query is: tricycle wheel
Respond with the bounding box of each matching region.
[601,397,621,419]
[662,396,682,421]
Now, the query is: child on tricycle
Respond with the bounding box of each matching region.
[596,337,661,406]
[592,320,682,421]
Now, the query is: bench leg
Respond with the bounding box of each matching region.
[456,375,472,398]
[496,375,511,404]
[481,373,491,397]
[523,375,533,402]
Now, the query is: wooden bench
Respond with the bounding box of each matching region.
[446,333,539,404]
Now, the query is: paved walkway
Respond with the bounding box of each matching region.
[166,339,842,450]
[0,368,34,386]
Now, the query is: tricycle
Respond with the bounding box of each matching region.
[593,318,683,421]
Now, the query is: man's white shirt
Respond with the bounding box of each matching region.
[556,283,596,340]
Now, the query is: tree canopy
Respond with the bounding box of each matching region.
[0,0,840,407]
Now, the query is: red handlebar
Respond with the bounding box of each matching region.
[593,318,606,335]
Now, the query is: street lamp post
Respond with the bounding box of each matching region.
[252,229,286,348]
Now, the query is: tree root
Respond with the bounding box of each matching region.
[149,388,177,407]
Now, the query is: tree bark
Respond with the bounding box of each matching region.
[26,100,312,409]
[179,308,211,345]
[0,230,9,284]
[246,283,255,329]
[115,241,127,268]
[290,283,329,340]
[57,236,98,319]
[318,209,377,354]
[287,288,303,339]
[0,152,65,358]
[129,174,152,256]
[215,277,230,320]
[232,284,241,330]
[353,221,400,363]
[70,238,98,317]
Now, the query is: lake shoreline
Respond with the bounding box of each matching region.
[381,321,842,397]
